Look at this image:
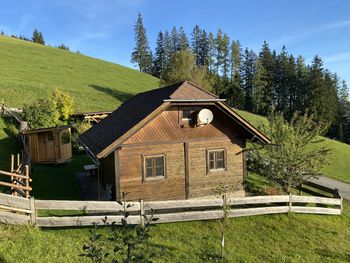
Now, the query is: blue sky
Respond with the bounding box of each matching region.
[1,0,350,85]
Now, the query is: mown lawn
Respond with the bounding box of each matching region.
[0,35,159,112]
[0,199,349,263]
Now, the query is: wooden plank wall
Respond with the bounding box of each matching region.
[118,143,186,201]
[188,139,244,198]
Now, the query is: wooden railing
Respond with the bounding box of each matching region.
[0,154,32,198]
[299,180,341,198]
[0,193,342,227]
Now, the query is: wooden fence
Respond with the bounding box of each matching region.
[0,193,342,228]
[300,180,341,198]
[0,154,32,198]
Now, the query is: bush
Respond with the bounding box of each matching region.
[23,89,74,129]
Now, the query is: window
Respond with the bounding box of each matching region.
[47,132,54,141]
[208,149,226,171]
[144,155,165,178]
[61,132,71,145]
[182,110,192,121]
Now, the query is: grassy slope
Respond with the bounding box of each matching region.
[0,35,159,112]
[236,109,350,183]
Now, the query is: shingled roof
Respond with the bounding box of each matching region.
[79,81,270,159]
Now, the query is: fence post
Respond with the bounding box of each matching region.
[140,199,145,227]
[29,197,36,225]
[289,193,292,213]
[25,165,29,198]
[17,153,20,170]
[10,154,16,196]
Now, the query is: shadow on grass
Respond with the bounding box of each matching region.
[89,84,134,103]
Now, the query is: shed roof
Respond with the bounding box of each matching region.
[23,125,71,134]
[79,81,270,158]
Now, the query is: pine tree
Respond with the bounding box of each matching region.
[275,46,289,114]
[308,55,326,121]
[32,29,45,45]
[214,29,223,76]
[131,13,152,73]
[241,48,257,111]
[227,40,244,108]
[152,31,166,78]
[221,33,230,79]
[258,41,275,113]
[163,30,172,69]
[191,25,202,66]
[208,32,216,73]
[178,26,189,51]
[171,26,180,52]
[295,56,309,114]
[252,59,269,114]
[199,30,209,67]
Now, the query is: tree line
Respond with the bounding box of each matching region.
[131,13,350,143]
[1,29,70,50]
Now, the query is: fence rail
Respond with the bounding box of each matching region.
[0,193,342,228]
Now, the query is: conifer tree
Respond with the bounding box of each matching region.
[178,26,189,51]
[227,40,245,108]
[252,59,270,114]
[131,13,152,73]
[221,33,230,79]
[214,29,224,76]
[153,31,166,78]
[191,25,202,65]
[171,26,179,52]
[163,30,172,69]
[258,41,275,113]
[295,56,309,114]
[208,32,216,73]
[32,29,45,45]
[241,48,257,111]
[199,30,209,67]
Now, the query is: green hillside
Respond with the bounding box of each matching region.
[237,109,350,183]
[0,35,159,112]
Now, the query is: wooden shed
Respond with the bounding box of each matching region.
[80,81,271,201]
[24,125,72,164]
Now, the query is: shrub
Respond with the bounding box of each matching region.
[22,89,74,129]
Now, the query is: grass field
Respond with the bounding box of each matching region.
[0,200,349,263]
[0,35,159,112]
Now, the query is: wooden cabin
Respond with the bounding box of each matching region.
[80,81,270,201]
[24,126,72,164]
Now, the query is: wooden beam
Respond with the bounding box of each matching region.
[114,150,120,201]
[36,215,140,227]
[0,181,32,191]
[35,200,140,212]
[184,142,189,199]
[0,193,31,209]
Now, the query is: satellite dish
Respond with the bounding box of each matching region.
[197,109,214,125]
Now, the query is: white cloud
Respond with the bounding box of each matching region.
[324,52,350,63]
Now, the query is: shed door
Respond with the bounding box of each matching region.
[46,132,55,160]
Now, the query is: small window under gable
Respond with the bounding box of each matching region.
[182,110,192,121]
